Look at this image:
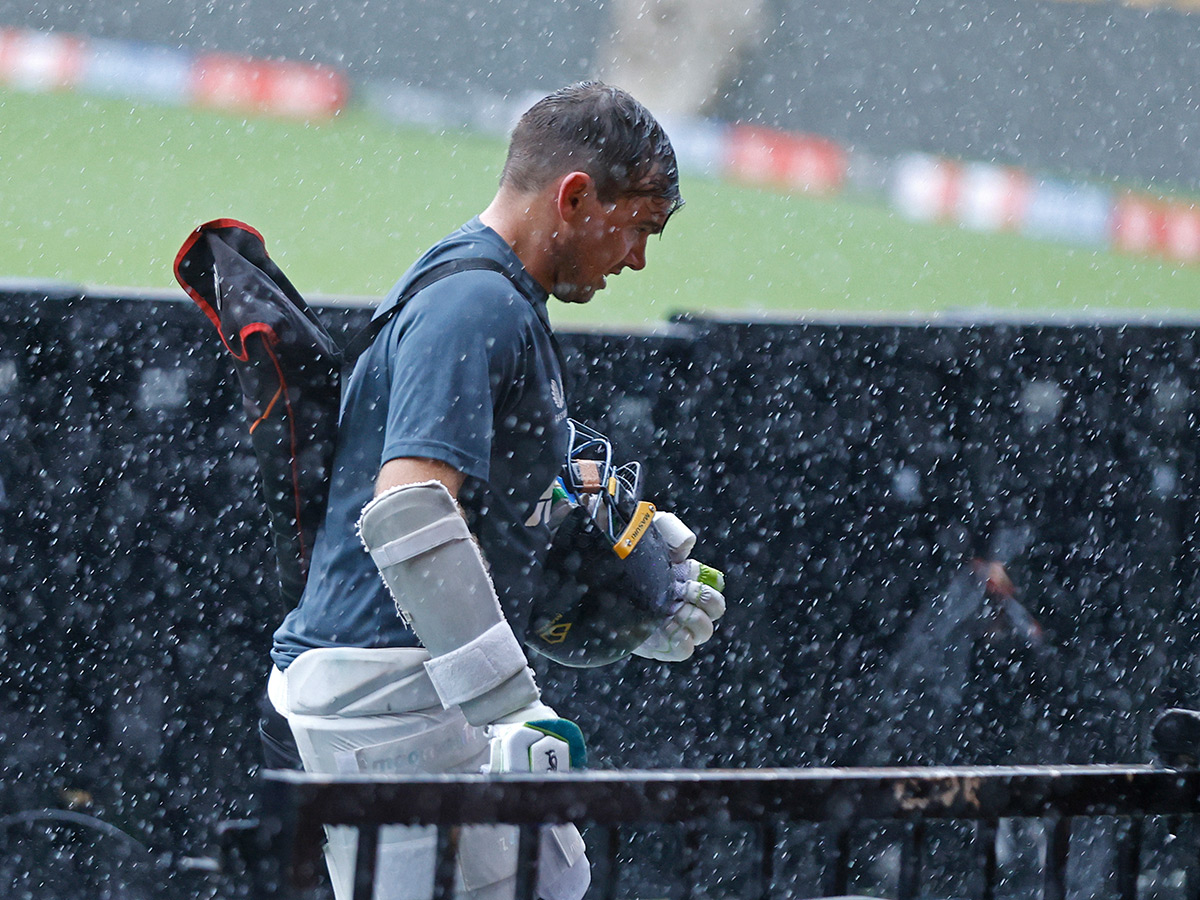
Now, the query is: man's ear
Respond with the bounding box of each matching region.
[555,171,594,223]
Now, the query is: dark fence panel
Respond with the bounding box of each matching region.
[3,288,1200,890]
[257,765,1200,900]
[546,319,1200,774]
[0,291,275,864]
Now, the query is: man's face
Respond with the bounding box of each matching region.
[552,192,674,305]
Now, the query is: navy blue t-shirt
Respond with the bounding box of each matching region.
[271,219,570,669]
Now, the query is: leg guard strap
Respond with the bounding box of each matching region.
[423,622,529,709]
[367,513,472,568]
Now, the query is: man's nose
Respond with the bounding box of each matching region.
[623,238,647,271]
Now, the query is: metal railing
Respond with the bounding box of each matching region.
[254,765,1200,900]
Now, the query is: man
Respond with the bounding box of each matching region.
[267,82,726,900]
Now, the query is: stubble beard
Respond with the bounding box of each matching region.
[552,279,601,305]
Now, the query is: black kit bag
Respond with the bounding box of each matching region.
[173,218,511,610]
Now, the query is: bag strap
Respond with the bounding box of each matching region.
[342,257,518,364]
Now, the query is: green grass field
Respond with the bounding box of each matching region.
[4,88,1199,328]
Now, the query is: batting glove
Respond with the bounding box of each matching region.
[633,512,727,662]
[484,702,587,774]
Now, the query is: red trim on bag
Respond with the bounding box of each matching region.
[172,218,267,331]
[172,218,274,362]
[250,385,284,435]
[233,321,276,361]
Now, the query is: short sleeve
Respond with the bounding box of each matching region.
[378,273,533,482]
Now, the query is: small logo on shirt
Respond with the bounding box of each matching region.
[525,480,557,527]
[551,379,568,423]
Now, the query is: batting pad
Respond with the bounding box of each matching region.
[358,480,540,724]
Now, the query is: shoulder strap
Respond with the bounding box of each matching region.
[342,257,517,364]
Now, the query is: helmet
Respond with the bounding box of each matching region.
[526,421,676,668]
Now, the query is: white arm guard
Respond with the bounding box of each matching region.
[358,480,541,726]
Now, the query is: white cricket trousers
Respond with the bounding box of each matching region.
[268,647,589,900]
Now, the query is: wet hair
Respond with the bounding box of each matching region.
[500,81,683,216]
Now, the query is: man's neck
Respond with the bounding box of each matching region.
[479,189,558,295]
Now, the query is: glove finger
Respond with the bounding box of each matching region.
[673,603,714,645]
[674,559,726,594]
[656,630,696,662]
[697,562,725,593]
[672,559,697,582]
[681,580,727,620]
[653,511,696,564]
[635,645,693,663]
[632,629,669,659]
[634,617,697,662]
